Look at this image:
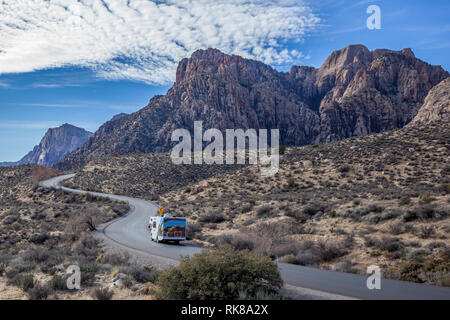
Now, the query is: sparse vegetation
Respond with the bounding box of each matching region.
[0,165,133,299]
[91,287,114,300]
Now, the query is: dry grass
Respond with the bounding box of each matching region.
[0,165,162,299]
[18,122,449,286]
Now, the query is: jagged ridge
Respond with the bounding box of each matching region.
[56,45,449,169]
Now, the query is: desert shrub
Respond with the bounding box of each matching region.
[400,262,424,283]
[121,265,159,283]
[48,275,68,291]
[284,208,309,222]
[80,272,96,286]
[230,234,255,251]
[84,216,97,231]
[286,178,296,189]
[256,205,273,217]
[399,196,411,205]
[303,204,325,216]
[365,236,404,253]
[380,208,402,221]
[279,255,296,264]
[338,165,351,173]
[421,195,432,204]
[314,240,348,262]
[91,287,114,300]
[417,225,436,239]
[27,284,51,300]
[29,232,50,244]
[65,209,101,240]
[186,223,202,240]
[211,234,233,246]
[101,252,130,266]
[8,259,36,274]
[335,259,359,274]
[404,205,446,221]
[278,145,286,155]
[74,234,100,258]
[409,249,431,262]
[403,210,418,222]
[198,211,226,224]
[79,261,100,273]
[240,204,253,213]
[427,242,447,250]
[439,183,450,194]
[213,234,255,251]
[386,221,405,235]
[271,242,301,258]
[282,239,347,266]
[22,246,50,263]
[14,274,35,292]
[156,247,282,300]
[294,251,318,266]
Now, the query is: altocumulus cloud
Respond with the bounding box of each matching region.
[0,0,320,84]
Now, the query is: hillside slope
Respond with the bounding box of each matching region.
[65,122,449,286]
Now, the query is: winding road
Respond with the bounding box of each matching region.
[40,174,450,300]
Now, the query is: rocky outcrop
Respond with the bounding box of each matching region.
[56,45,449,169]
[409,78,450,126]
[4,124,92,167]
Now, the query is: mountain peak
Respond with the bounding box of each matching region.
[176,48,232,84]
[401,48,415,58]
[320,44,372,71]
[16,124,92,167]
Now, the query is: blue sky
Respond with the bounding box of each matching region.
[0,0,449,162]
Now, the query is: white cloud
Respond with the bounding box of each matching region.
[30,83,81,88]
[0,80,11,88]
[0,0,319,84]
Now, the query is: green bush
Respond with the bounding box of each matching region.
[48,275,70,291]
[156,247,283,300]
[238,288,282,300]
[15,274,35,292]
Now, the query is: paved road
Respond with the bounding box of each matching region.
[41,174,450,300]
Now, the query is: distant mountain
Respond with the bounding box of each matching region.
[1,124,92,167]
[56,45,449,169]
[0,161,16,167]
[409,77,450,126]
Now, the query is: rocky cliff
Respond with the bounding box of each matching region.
[409,77,450,126]
[57,45,449,169]
[4,124,93,167]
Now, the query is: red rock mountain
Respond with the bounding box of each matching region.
[56,45,449,169]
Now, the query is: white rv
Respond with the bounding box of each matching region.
[148,214,186,244]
